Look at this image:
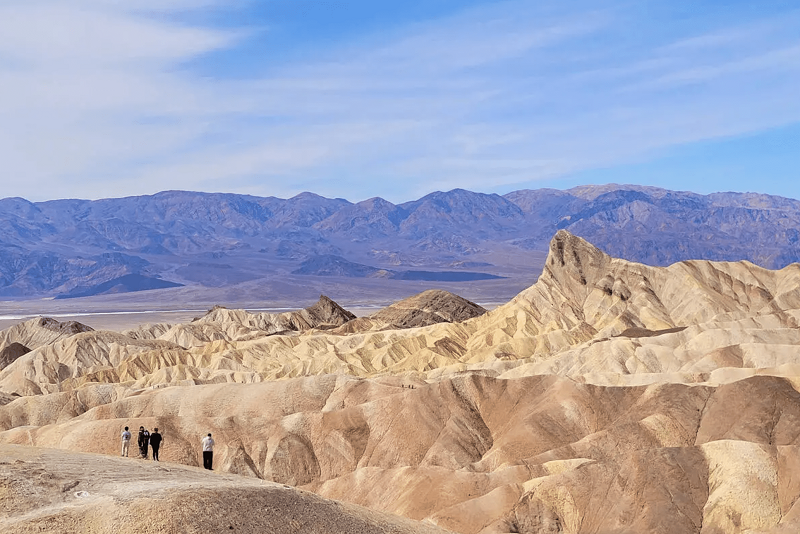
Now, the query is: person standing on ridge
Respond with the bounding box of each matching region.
[121,426,131,457]
[138,427,150,459]
[150,428,163,461]
[202,433,215,470]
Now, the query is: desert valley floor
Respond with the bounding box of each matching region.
[3,230,800,533]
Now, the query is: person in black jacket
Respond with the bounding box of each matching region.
[138,427,150,459]
[150,428,163,461]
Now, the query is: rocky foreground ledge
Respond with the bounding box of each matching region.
[0,444,450,534]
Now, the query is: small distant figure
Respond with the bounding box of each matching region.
[150,428,163,461]
[121,426,131,457]
[202,433,215,470]
[138,426,150,459]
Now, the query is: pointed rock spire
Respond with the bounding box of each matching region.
[544,230,610,291]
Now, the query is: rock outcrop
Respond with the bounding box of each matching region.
[0,342,30,370]
[0,317,93,351]
[368,289,486,327]
[333,289,487,333]
[198,295,356,336]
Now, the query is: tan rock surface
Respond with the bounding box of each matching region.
[198,295,356,336]
[4,231,800,394]
[2,373,800,532]
[0,317,94,353]
[0,444,451,534]
[0,230,800,532]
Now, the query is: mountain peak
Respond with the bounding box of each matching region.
[289,192,350,204]
[543,230,611,292]
[306,295,357,324]
[548,230,607,269]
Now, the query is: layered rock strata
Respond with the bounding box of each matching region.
[1,230,800,533]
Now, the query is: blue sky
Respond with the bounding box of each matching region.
[0,0,798,202]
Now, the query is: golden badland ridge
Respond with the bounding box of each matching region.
[2,230,800,533]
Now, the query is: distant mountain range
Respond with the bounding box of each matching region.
[1,184,799,298]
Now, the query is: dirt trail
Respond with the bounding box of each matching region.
[0,444,452,534]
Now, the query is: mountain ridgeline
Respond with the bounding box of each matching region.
[1,185,800,298]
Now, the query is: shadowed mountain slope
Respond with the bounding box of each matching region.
[291,255,388,278]
[54,273,183,299]
[3,185,800,299]
[0,343,30,371]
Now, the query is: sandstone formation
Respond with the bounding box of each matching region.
[197,295,356,335]
[0,317,93,354]
[332,289,487,333]
[1,230,800,533]
[122,295,358,349]
[365,288,486,325]
[5,229,797,392]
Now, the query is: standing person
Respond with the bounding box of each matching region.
[150,428,163,461]
[201,433,215,470]
[138,427,150,459]
[121,426,131,457]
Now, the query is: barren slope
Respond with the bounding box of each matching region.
[4,374,800,533]
[1,230,800,532]
[0,444,451,534]
[5,230,799,395]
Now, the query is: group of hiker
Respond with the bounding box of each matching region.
[120,426,164,460]
[120,426,215,470]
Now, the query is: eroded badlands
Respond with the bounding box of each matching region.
[2,230,800,533]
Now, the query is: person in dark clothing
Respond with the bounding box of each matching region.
[138,427,150,459]
[149,428,163,461]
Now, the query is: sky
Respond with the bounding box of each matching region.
[0,0,798,203]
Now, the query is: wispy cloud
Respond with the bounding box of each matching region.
[0,0,799,202]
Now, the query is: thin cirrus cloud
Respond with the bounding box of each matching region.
[0,0,798,203]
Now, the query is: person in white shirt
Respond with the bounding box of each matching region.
[121,426,131,457]
[201,433,215,470]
